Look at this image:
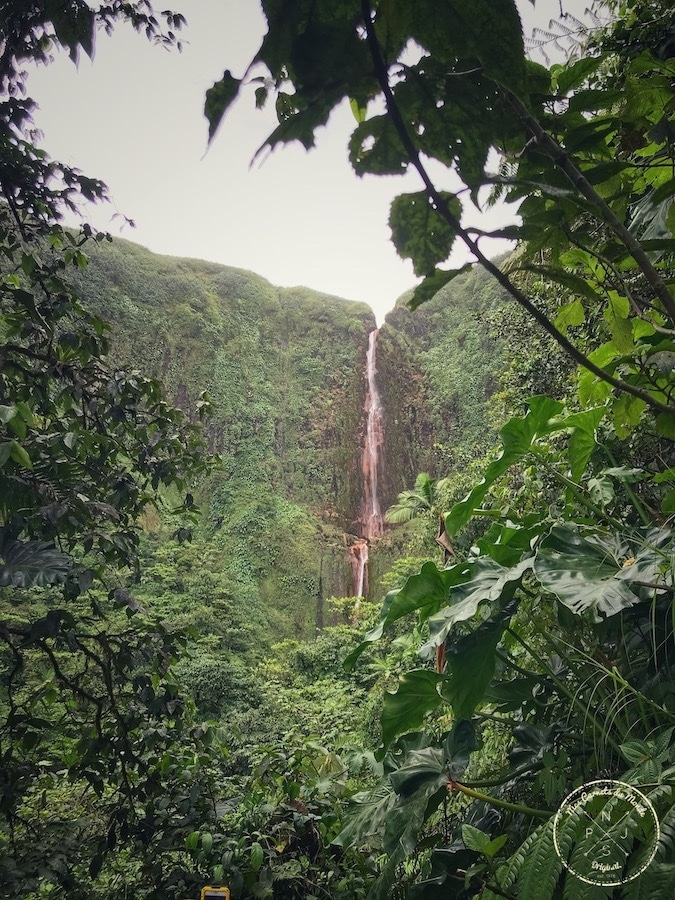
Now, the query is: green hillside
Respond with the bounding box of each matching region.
[70,238,518,633]
[69,239,383,638]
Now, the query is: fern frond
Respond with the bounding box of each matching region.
[622,863,675,898]
[563,875,613,899]
[516,817,567,900]
[491,824,543,893]
[654,798,675,862]
[491,818,565,900]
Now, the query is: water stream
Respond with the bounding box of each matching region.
[351,328,384,598]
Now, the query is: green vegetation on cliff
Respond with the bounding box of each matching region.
[71,239,377,636]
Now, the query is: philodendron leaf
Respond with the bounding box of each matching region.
[343,560,471,670]
[440,618,507,720]
[380,670,443,750]
[615,526,674,599]
[443,719,478,780]
[331,783,398,849]
[421,556,533,656]
[390,745,446,796]
[534,525,639,621]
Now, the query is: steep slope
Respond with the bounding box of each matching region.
[377,263,511,511]
[73,238,375,639]
[72,238,516,636]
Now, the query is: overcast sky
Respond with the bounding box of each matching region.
[28,0,594,322]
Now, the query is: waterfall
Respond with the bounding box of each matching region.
[350,328,384,599]
[349,541,368,600]
[361,329,384,541]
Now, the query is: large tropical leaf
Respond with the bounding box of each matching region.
[0,535,71,587]
[420,555,532,655]
[380,670,443,749]
[343,560,472,669]
[534,526,640,621]
[439,618,507,720]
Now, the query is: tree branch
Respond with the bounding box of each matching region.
[359,0,674,415]
[502,88,675,323]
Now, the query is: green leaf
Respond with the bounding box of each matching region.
[204,70,242,142]
[440,618,507,720]
[21,252,36,276]
[349,97,367,123]
[250,841,264,872]
[0,404,17,424]
[564,407,605,482]
[389,191,461,276]
[349,115,407,176]
[483,834,508,858]
[534,526,640,622]
[522,264,604,303]
[409,264,473,310]
[604,291,634,353]
[667,201,675,238]
[201,831,213,854]
[655,413,675,441]
[555,56,603,95]
[620,740,651,766]
[445,397,563,535]
[578,343,618,406]
[343,561,472,669]
[613,394,647,439]
[186,831,200,851]
[381,670,443,749]
[554,298,585,334]
[462,824,491,853]
[389,745,446,796]
[0,536,71,587]
[662,488,675,514]
[421,556,531,656]
[332,783,398,849]
[9,440,32,469]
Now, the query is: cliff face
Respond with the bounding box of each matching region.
[73,239,376,639]
[73,238,510,638]
[377,264,510,510]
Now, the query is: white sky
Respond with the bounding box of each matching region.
[27,0,592,323]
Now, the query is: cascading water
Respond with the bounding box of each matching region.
[361,329,384,541]
[349,541,368,599]
[351,328,384,599]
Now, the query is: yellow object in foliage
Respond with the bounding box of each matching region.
[200,888,230,900]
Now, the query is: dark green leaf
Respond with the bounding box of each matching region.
[535,526,640,621]
[409,264,473,310]
[381,670,443,749]
[349,115,407,176]
[421,556,531,656]
[204,70,242,143]
[445,397,563,535]
[389,191,461,277]
[0,537,71,588]
[439,617,508,719]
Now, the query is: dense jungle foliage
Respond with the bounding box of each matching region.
[2,0,675,898]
